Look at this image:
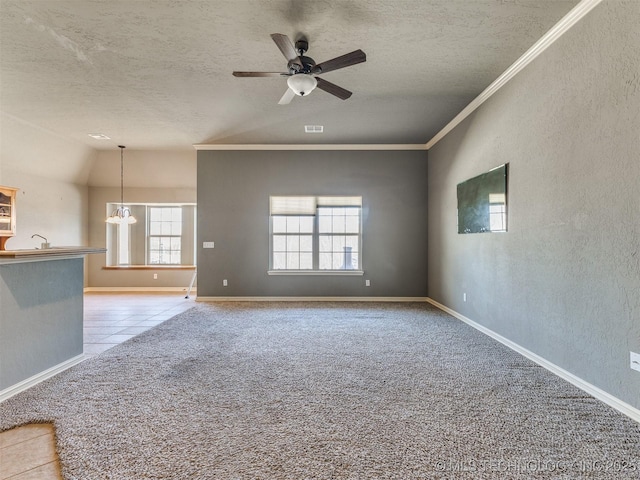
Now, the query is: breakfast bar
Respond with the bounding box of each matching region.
[0,247,105,398]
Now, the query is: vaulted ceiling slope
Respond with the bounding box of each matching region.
[0,0,579,149]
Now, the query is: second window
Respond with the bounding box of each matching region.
[270,196,362,272]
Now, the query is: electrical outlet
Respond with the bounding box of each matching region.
[463,293,467,302]
[631,352,640,372]
[365,280,371,287]
[223,279,228,287]
[203,241,215,248]
[153,274,158,280]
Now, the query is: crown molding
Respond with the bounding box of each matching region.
[425,0,603,150]
[194,1,601,153]
[193,144,427,151]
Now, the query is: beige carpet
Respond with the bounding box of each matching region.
[1,302,638,479]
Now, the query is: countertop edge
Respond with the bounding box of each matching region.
[0,247,107,259]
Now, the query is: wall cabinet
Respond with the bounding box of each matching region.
[0,186,18,250]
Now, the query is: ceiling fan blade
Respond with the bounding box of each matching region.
[312,49,366,75]
[316,77,352,100]
[278,88,296,105]
[270,33,302,68]
[233,71,288,77]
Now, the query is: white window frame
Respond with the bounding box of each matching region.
[268,196,364,276]
[148,206,183,265]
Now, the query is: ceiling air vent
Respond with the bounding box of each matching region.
[304,125,323,134]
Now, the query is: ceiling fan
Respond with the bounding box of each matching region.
[232,33,366,105]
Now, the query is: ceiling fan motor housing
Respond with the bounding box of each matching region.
[288,55,316,74]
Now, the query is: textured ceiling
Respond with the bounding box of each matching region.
[0,0,580,150]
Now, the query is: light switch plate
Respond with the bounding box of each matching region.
[631,352,640,372]
[203,241,215,248]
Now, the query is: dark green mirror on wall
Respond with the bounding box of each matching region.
[457,163,508,234]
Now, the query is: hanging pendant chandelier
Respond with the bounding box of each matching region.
[106,145,136,224]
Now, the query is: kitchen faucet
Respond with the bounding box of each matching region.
[31,234,50,249]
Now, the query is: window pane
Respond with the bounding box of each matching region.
[287,252,299,269]
[171,221,182,235]
[172,209,182,222]
[170,251,180,264]
[319,253,332,270]
[345,216,360,233]
[273,216,287,233]
[332,253,343,269]
[171,237,181,250]
[333,208,346,216]
[345,235,359,251]
[318,216,331,233]
[332,216,345,233]
[345,207,360,215]
[149,251,160,264]
[351,252,360,269]
[150,208,161,221]
[318,207,332,216]
[149,237,160,249]
[300,253,313,269]
[273,235,286,251]
[161,223,172,235]
[300,235,312,252]
[286,216,300,233]
[319,235,331,252]
[273,253,286,269]
[117,223,129,265]
[341,248,356,270]
[150,222,161,235]
[333,235,346,252]
[299,216,314,233]
[286,235,299,252]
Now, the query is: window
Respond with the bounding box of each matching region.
[272,215,314,269]
[106,203,196,266]
[269,196,362,274]
[148,207,182,264]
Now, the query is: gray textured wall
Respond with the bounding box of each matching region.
[197,150,428,297]
[0,258,84,390]
[427,1,640,409]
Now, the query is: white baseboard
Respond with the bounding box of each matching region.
[426,298,640,424]
[197,296,429,302]
[84,287,195,293]
[0,354,85,403]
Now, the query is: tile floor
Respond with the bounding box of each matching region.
[0,292,195,480]
[83,292,195,357]
[0,424,60,480]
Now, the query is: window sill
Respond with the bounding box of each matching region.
[103,265,196,270]
[268,270,364,276]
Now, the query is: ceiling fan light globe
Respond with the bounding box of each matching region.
[287,74,317,97]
